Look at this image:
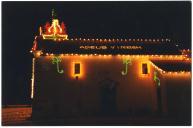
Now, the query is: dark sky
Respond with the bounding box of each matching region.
[2,1,191,105]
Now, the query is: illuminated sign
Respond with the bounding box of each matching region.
[154,71,160,86]
[80,45,142,50]
[52,56,64,74]
[121,59,132,75]
[80,46,107,50]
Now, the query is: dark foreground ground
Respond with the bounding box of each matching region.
[2,105,191,126]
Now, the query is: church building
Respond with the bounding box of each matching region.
[30,12,191,120]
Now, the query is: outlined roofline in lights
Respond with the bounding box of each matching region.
[149,61,191,75]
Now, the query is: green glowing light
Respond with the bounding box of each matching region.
[52,56,64,74]
[154,71,160,86]
[121,59,132,75]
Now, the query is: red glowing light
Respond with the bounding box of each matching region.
[32,41,37,51]
[41,19,68,40]
[44,19,67,35]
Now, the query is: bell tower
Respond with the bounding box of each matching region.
[39,9,68,41]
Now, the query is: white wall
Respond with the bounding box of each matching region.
[32,55,191,119]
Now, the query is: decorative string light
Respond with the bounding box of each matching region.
[31,58,35,99]
[41,37,177,43]
[33,52,189,60]
[150,61,191,75]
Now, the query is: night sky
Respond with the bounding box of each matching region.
[2,1,191,105]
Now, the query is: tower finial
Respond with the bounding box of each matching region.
[52,9,57,19]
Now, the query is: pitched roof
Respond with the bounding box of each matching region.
[151,60,191,72]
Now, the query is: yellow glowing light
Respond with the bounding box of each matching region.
[31,58,35,99]
[39,26,42,35]
[162,71,191,76]
[39,38,178,43]
[140,62,150,76]
[35,51,42,57]
[33,51,187,61]
[42,34,68,40]
[71,61,84,79]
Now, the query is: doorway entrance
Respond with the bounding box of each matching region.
[100,78,117,115]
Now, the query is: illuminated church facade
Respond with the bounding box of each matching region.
[31,13,191,120]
